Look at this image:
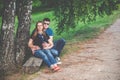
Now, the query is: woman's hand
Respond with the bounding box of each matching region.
[28,39,41,53]
[31,45,40,53]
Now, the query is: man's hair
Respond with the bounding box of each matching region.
[43,18,50,22]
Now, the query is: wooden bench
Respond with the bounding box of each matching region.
[22,56,43,74]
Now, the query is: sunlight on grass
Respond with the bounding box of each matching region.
[30,11,55,34]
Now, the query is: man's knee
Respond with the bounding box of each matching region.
[59,38,66,45]
[51,49,58,56]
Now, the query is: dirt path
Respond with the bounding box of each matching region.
[30,19,120,80]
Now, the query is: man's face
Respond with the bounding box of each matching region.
[43,21,50,30]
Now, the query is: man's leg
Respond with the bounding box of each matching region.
[50,49,58,57]
[53,38,66,56]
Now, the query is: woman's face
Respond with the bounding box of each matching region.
[37,22,43,31]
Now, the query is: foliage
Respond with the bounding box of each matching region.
[40,0,57,8]
[0,1,3,16]
[29,8,120,41]
[53,0,120,34]
[32,0,41,8]
[30,11,55,34]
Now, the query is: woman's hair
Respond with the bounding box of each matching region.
[32,21,48,40]
[32,21,43,39]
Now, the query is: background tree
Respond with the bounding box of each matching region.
[53,0,120,34]
[0,0,32,77]
[40,0,57,8]
[0,0,16,75]
[0,1,3,16]
[15,0,32,66]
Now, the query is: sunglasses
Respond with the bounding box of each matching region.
[44,23,50,25]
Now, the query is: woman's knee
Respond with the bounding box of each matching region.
[43,50,51,55]
[35,50,47,59]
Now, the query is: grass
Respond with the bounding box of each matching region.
[29,9,120,42]
[1,9,120,41]
[30,11,55,34]
[59,10,120,57]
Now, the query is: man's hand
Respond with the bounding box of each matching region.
[42,42,51,49]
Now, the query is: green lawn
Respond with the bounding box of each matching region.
[30,10,120,42]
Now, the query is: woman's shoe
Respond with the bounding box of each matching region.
[53,66,60,72]
[56,57,62,64]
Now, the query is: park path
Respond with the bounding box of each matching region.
[30,19,120,80]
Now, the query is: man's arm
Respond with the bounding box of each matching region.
[43,36,54,49]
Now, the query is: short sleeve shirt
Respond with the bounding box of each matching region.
[45,28,53,36]
[30,30,49,49]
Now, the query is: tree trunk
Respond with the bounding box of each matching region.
[15,0,32,66]
[0,0,16,73]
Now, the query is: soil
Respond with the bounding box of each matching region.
[6,19,120,80]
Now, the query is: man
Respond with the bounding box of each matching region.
[43,18,66,64]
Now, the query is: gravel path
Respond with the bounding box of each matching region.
[31,19,120,80]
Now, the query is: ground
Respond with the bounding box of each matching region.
[6,19,120,80]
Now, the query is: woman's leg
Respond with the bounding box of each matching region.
[43,49,57,64]
[34,50,52,68]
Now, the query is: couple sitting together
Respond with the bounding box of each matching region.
[28,18,66,72]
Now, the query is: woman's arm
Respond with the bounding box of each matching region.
[28,39,40,53]
[28,39,34,48]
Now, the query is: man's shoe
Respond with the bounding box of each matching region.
[56,57,62,64]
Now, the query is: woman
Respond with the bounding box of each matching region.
[28,21,60,71]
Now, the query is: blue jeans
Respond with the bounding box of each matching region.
[52,38,66,56]
[50,49,58,57]
[34,49,57,67]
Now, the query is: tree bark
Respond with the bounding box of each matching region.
[0,0,16,72]
[15,0,32,66]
